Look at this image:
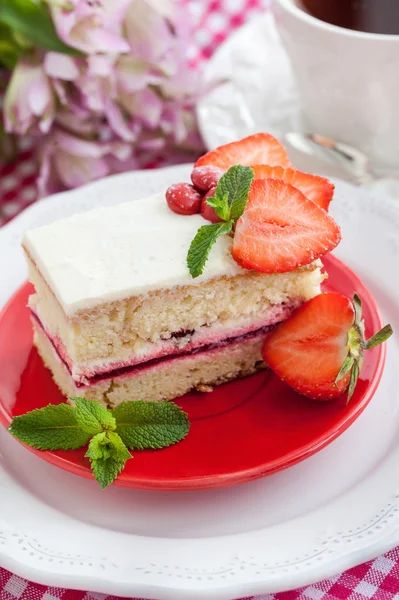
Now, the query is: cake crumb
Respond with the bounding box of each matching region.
[195,384,214,393]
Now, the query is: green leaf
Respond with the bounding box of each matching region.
[0,0,80,55]
[85,431,109,461]
[186,220,233,278]
[90,457,128,489]
[85,431,132,489]
[364,324,393,349]
[73,397,116,436]
[347,361,359,404]
[8,403,91,450]
[0,23,21,68]
[353,293,362,323]
[86,431,131,462]
[205,192,230,221]
[335,354,354,385]
[113,401,190,450]
[215,165,254,221]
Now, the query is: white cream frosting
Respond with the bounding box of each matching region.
[23,192,244,315]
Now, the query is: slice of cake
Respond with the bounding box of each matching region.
[23,192,324,406]
[22,134,340,407]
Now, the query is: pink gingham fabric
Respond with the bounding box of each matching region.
[1,1,399,598]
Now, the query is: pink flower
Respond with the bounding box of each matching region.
[50,0,131,54]
[115,56,162,94]
[75,73,109,112]
[88,55,115,77]
[160,103,188,144]
[5,0,206,196]
[44,52,80,80]
[4,56,55,135]
[104,99,140,142]
[144,0,175,19]
[124,0,175,66]
[119,88,163,129]
[38,128,134,196]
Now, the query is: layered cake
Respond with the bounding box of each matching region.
[22,133,340,407]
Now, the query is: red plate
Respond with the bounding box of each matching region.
[0,255,385,491]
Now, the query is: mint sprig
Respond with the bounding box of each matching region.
[187,165,254,278]
[187,221,234,279]
[86,431,132,490]
[9,399,190,489]
[208,164,255,221]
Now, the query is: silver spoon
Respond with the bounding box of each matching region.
[285,132,377,186]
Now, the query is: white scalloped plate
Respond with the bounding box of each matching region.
[0,166,399,600]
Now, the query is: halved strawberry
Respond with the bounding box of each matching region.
[262,293,393,401]
[195,133,291,170]
[251,165,334,211]
[232,179,341,273]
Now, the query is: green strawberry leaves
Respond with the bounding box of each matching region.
[364,324,393,350]
[335,293,393,403]
[187,165,254,278]
[8,398,190,489]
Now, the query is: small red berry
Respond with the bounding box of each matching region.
[166,183,202,215]
[201,187,222,223]
[191,166,224,192]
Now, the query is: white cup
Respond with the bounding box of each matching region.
[273,0,399,173]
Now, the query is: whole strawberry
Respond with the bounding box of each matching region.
[262,292,393,402]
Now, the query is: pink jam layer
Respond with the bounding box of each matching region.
[32,311,277,389]
[30,301,300,383]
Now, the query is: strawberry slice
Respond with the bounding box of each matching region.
[262,293,393,401]
[195,133,291,170]
[251,165,334,211]
[232,179,341,273]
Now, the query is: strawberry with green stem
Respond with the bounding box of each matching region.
[262,292,393,402]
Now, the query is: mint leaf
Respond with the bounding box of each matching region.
[73,398,116,436]
[86,431,132,489]
[90,457,127,490]
[187,220,233,278]
[205,192,230,221]
[186,165,254,278]
[216,165,254,221]
[8,404,91,450]
[85,432,109,461]
[86,431,131,462]
[113,401,190,450]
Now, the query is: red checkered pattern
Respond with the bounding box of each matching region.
[1,0,399,598]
